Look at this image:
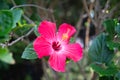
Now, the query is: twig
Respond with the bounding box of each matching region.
[0,28,34,47]
[10,4,53,13]
[108,2,120,18]
[100,0,110,19]
[0,0,37,47]
[10,0,55,21]
[82,0,97,28]
[11,0,36,25]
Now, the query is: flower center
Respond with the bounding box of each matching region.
[52,41,61,51]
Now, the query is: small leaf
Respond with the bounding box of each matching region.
[107,41,120,50]
[11,9,23,28]
[21,43,37,59]
[90,63,118,76]
[88,33,114,64]
[103,19,116,39]
[0,47,15,64]
[34,25,40,36]
[0,10,13,37]
[70,37,75,43]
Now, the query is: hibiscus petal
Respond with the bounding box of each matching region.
[64,43,83,62]
[38,21,56,41]
[58,23,76,41]
[49,53,66,72]
[33,36,52,58]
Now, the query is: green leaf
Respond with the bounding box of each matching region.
[0,10,13,37]
[88,33,114,64]
[21,43,37,59]
[115,72,120,80]
[11,9,23,28]
[70,37,75,43]
[107,41,120,50]
[103,19,116,38]
[115,25,120,36]
[34,25,40,36]
[90,63,118,76]
[0,47,15,64]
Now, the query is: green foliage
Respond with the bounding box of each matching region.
[70,37,75,43]
[21,43,37,59]
[0,0,9,10]
[0,9,23,42]
[34,25,40,36]
[11,9,23,28]
[90,63,118,76]
[89,19,120,79]
[103,19,120,50]
[0,47,15,64]
[0,10,13,41]
[115,25,120,36]
[0,0,120,80]
[88,33,114,64]
[103,19,117,39]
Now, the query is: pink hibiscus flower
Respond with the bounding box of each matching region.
[33,20,83,72]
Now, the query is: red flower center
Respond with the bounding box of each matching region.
[52,42,61,51]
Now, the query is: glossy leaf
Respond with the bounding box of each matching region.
[0,47,15,64]
[88,33,114,64]
[11,9,23,28]
[21,43,37,59]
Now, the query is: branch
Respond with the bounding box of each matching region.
[0,0,37,47]
[82,0,97,27]
[108,2,120,18]
[0,28,34,47]
[100,0,110,19]
[11,0,55,22]
[10,4,53,13]
[74,11,84,39]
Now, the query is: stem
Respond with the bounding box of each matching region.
[82,0,97,28]
[10,4,53,13]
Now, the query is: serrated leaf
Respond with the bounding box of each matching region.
[21,43,37,59]
[11,9,23,28]
[90,63,118,76]
[88,33,114,64]
[0,10,13,38]
[0,47,15,64]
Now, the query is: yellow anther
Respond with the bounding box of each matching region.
[62,33,68,40]
[62,28,70,40]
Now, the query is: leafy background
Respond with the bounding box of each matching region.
[0,0,120,80]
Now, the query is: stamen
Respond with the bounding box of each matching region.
[62,28,70,40]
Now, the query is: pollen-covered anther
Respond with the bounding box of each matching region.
[62,28,70,40]
[62,33,68,40]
